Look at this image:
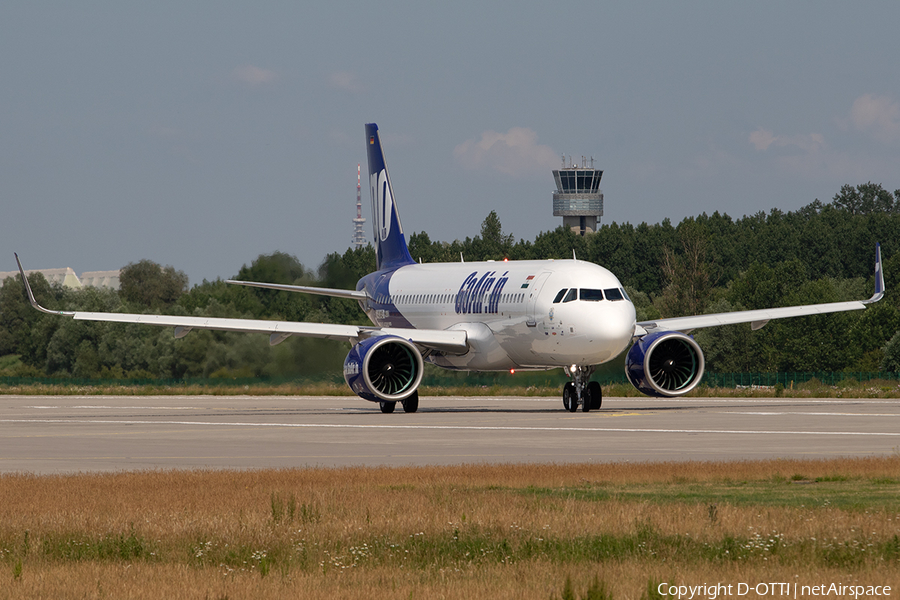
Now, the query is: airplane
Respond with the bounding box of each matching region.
[16,123,885,414]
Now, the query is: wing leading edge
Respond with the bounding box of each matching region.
[14,254,467,353]
[635,243,885,336]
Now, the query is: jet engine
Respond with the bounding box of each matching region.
[343,335,423,402]
[625,331,705,397]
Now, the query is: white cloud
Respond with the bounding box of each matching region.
[328,71,364,94]
[454,127,558,177]
[749,129,776,151]
[748,127,882,181]
[231,65,278,86]
[749,128,824,153]
[747,94,900,182]
[850,93,900,144]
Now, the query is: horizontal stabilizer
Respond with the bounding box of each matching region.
[226,279,368,300]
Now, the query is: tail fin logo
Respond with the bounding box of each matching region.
[370,169,392,242]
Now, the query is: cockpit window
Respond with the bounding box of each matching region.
[604,288,624,301]
[580,289,604,301]
[562,288,578,303]
[620,288,631,301]
[552,289,568,304]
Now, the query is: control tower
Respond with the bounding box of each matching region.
[552,156,603,235]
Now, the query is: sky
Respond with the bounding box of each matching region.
[2,2,899,285]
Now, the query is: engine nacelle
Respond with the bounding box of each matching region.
[625,331,705,397]
[343,335,424,402]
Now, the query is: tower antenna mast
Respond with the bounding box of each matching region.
[352,163,367,248]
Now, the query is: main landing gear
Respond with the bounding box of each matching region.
[379,391,419,414]
[562,365,602,413]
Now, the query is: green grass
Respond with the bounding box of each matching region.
[11,522,898,573]
[37,528,152,562]
[514,477,900,511]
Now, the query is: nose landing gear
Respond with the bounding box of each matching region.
[562,365,602,412]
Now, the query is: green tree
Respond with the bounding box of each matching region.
[476,210,514,260]
[831,182,898,215]
[880,331,900,372]
[0,274,49,356]
[694,299,758,372]
[235,251,308,284]
[409,232,449,263]
[119,260,188,309]
[655,221,715,318]
[316,252,369,325]
[231,252,314,321]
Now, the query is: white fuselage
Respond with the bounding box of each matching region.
[362,259,637,371]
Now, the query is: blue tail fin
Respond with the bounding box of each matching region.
[366,123,415,271]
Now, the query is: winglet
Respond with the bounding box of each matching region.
[14,253,75,316]
[863,242,885,304]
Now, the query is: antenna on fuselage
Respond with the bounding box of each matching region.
[460,253,464,263]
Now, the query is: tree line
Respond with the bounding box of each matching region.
[1,182,899,380]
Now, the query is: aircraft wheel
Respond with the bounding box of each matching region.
[402,392,419,413]
[379,401,396,414]
[562,382,578,412]
[586,381,602,410]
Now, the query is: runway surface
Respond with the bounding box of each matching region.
[1,395,898,474]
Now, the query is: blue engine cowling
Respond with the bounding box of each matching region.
[343,335,424,402]
[625,331,705,397]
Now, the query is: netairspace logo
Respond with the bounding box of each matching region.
[657,582,892,599]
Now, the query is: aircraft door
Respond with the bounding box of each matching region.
[525,272,551,327]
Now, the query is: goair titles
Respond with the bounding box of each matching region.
[455,271,512,314]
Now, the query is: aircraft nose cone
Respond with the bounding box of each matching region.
[592,303,636,359]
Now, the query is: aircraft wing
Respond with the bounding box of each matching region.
[636,243,885,336]
[14,255,467,353]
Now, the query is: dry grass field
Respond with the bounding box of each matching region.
[1,457,899,599]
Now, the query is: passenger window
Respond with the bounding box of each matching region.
[553,289,568,303]
[562,289,577,303]
[580,289,604,301]
[604,288,624,301]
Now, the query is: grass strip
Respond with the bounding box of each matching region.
[0,458,898,599]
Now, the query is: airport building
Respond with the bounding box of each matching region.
[552,156,603,235]
[0,268,121,290]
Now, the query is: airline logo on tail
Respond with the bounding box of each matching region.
[365,122,415,271]
[371,169,392,242]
